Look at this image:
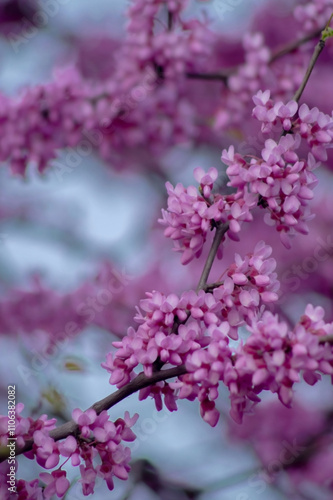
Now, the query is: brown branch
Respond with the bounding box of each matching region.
[269,27,322,63]
[319,335,333,345]
[186,26,323,83]
[292,38,325,103]
[186,71,230,83]
[204,281,224,292]
[292,15,333,104]
[1,365,187,463]
[167,10,173,30]
[196,222,229,291]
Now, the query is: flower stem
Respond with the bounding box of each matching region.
[292,38,325,103]
[196,222,229,291]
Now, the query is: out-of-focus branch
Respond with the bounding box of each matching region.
[186,26,323,83]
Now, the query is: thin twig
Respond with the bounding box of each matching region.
[292,38,325,103]
[167,10,173,30]
[204,281,224,292]
[293,14,333,102]
[186,71,230,83]
[196,222,229,291]
[186,26,323,83]
[269,27,322,63]
[319,334,333,345]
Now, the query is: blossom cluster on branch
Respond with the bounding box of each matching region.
[0,404,138,498]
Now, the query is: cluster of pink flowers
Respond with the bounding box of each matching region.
[222,138,318,248]
[218,89,333,247]
[0,67,103,175]
[0,405,138,499]
[294,0,333,32]
[102,255,333,426]
[122,0,212,80]
[159,167,256,264]
[215,33,271,131]
[252,90,333,161]
[296,102,333,160]
[0,262,133,347]
[175,304,333,425]
[0,0,215,176]
[0,1,326,177]
[127,13,211,79]
[0,402,56,450]
[252,89,298,132]
[102,242,279,413]
[161,109,324,253]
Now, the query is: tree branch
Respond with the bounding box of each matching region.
[1,365,187,462]
[167,10,173,30]
[319,335,333,345]
[292,38,325,103]
[186,26,323,83]
[196,222,229,291]
[269,27,323,63]
[186,70,230,83]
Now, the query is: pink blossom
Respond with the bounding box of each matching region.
[39,470,70,499]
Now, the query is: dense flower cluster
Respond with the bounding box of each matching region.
[102,262,333,426]
[0,406,138,499]
[102,242,279,399]
[159,167,256,264]
[294,0,333,32]
[176,304,333,425]
[222,139,318,248]
[0,402,56,450]
[161,115,323,255]
[252,90,333,160]
[0,0,213,175]
[0,67,98,175]
[0,1,328,176]
[124,0,213,80]
[219,90,333,247]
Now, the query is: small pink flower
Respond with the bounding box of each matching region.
[39,470,70,499]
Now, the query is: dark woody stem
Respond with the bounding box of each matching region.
[0,365,187,462]
[196,222,229,291]
[292,38,325,103]
[293,15,332,102]
[167,10,173,30]
[319,335,333,345]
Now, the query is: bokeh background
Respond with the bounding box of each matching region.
[1,0,333,498]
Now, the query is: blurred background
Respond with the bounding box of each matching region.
[1,0,333,498]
